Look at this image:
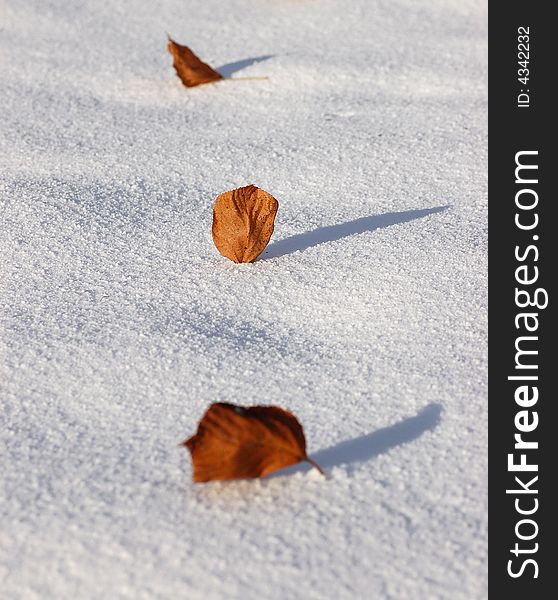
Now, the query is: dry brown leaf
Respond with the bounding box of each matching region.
[182,402,324,482]
[212,185,279,263]
[167,36,223,87]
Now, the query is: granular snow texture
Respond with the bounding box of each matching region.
[0,0,487,598]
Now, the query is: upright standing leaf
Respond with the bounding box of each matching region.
[167,36,223,87]
[212,185,279,263]
[182,402,324,482]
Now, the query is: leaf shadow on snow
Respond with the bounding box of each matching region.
[270,403,442,478]
[263,206,449,259]
[216,55,274,78]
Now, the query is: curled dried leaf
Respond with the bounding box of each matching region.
[212,185,279,263]
[182,402,324,482]
[167,36,223,87]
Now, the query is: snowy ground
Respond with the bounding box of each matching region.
[0,0,487,598]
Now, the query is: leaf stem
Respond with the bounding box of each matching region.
[305,456,325,476]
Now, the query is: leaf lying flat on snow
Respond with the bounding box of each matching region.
[212,184,279,263]
[182,403,324,482]
[167,36,223,87]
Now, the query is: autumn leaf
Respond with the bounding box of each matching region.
[182,402,324,482]
[167,36,223,87]
[212,185,279,263]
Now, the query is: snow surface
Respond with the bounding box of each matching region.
[0,0,487,598]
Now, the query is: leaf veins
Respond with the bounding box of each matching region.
[167,36,223,87]
[212,185,279,263]
[182,403,324,482]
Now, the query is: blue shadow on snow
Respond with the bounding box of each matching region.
[263,205,449,259]
[216,55,274,78]
[313,402,442,470]
[269,403,442,477]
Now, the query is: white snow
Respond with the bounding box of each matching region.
[0,0,487,598]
